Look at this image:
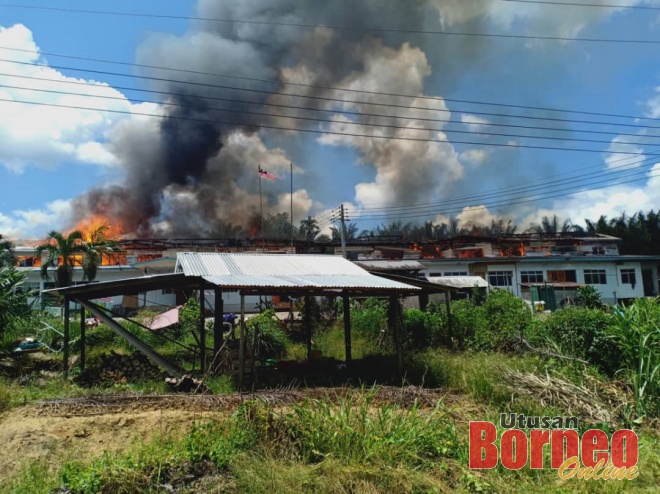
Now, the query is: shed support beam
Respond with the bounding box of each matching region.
[63,297,70,379]
[199,287,206,374]
[343,292,351,365]
[304,295,312,362]
[419,292,429,312]
[80,300,182,377]
[213,288,223,367]
[239,293,245,389]
[445,290,453,339]
[389,296,403,376]
[80,305,86,371]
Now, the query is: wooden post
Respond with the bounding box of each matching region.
[199,287,206,373]
[389,296,403,375]
[343,292,351,364]
[79,302,86,371]
[213,288,223,364]
[63,296,70,379]
[304,295,312,362]
[445,290,453,338]
[239,293,245,389]
[419,292,429,312]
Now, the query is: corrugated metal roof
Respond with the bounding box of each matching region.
[426,276,490,289]
[177,253,419,291]
[355,260,425,271]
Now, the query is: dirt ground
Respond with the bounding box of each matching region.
[0,386,451,486]
[0,404,224,485]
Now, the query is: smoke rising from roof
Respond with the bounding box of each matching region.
[71,0,627,237]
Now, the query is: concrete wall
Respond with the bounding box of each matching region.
[420,259,648,304]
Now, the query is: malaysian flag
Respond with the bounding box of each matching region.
[258,166,277,182]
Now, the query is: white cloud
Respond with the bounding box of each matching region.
[604,136,646,170]
[0,24,146,173]
[461,114,490,132]
[520,163,660,228]
[0,199,74,239]
[459,148,489,166]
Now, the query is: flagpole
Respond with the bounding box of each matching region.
[259,164,264,251]
[290,162,293,251]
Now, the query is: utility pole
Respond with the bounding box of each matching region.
[290,162,294,252]
[339,204,347,259]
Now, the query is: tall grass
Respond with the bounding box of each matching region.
[282,391,459,466]
[610,297,660,420]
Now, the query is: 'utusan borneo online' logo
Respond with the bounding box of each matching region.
[469,414,639,480]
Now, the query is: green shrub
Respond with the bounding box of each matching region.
[472,290,532,352]
[402,308,442,349]
[246,309,290,359]
[440,299,485,349]
[350,298,387,339]
[543,307,618,375]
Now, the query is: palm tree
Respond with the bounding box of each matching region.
[530,215,580,235]
[298,216,320,241]
[0,234,15,268]
[330,223,359,241]
[0,261,30,340]
[82,225,121,283]
[36,230,86,288]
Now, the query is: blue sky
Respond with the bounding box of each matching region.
[1,0,660,239]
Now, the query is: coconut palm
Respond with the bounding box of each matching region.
[82,225,121,283]
[36,230,86,288]
[298,216,320,241]
[0,234,15,268]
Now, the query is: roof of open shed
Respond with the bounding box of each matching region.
[176,253,419,292]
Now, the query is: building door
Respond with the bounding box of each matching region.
[642,269,656,296]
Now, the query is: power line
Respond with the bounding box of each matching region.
[4,96,657,155]
[1,3,659,44]
[4,71,659,140]
[4,58,660,133]
[502,0,660,10]
[348,170,659,222]
[2,45,660,124]
[352,156,655,214]
[6,82,660,148]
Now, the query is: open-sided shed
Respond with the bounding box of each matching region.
[47,253,419,386]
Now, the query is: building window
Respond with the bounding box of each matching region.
[547,270,577,283]
[428,272,442,277]
[445,271,468,276]
[621,269,636,285]
[488,271,513,287]
[584,269,607,285]
[520,271,544,283]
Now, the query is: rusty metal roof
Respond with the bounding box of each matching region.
[176,253,419,292]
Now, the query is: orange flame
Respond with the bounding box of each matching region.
[68,215,124,241]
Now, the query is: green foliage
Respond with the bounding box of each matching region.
[437,291,531,352]
[543,307,618,375]
[179,296,200,336]
[0,263,31,345]
[282,392,458,466]
[350,298,387,339]
[577,285,603,309]
[35,230,86,288]
[246,309,290,359]
[402,308,442,349]
[474,291,532,351]
[609,297,660,420]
